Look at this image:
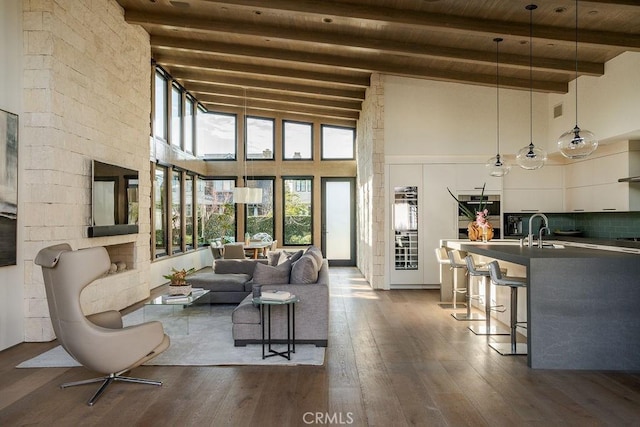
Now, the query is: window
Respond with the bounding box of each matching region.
[171,84,182,148]
[245,178,274,239]
[154,70,168,141]
[197,110,237,160]
[321,125,355,159]
[184,96,195,154]
[171,170,183,253]
[154,165,168,258]
[246,117,274,159]
[283,178,312,245]
[283,120,312,160]
[199,178,236,242]
[185,174,195,250]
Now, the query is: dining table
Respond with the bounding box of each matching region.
[244,241,271,259]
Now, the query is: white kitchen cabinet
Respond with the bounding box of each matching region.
[455,164,502,192]
[503,165,563,212]
[564,148,640,212]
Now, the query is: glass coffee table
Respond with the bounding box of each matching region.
[252,295,299,360]
[144,288,210,335]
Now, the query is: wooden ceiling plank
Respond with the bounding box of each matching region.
[131,10,603,76]
[201,98,360,120]
[199,0,640,49]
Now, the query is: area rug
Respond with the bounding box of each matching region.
[17,304,325,368]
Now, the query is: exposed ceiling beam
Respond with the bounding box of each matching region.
[130,10,604,76]
[152,53,371,87]
[172,69,367,100]
[198,0,640,48]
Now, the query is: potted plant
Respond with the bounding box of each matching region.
[447,183,494,242]
[164,267,196,295]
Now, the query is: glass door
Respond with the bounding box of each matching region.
[321,178,356,266]
[393,186,419,270]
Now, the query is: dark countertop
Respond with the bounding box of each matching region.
[460,243,638,266]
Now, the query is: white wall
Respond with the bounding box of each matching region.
[549,52,640,145]
[0,0,25,351]
[383,76,550,159]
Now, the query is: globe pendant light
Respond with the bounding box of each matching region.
[557,0,598,159]
[486,38,511,177]
[516,4,547,170]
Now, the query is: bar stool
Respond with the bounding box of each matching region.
[464,256,509,335]
[448,250,483,320]
[487,261,528,355]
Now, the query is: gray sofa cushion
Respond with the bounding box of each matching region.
[305,246,323,267]
[187,271,250,292]
[252,259,292,285]
[290,253,319,284]
[232,296,261,325]
[213,259,266,276]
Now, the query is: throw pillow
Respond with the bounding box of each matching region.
[278,249,303,265]
[252,259,292,285]
[305,246,324,267]
[268,251,282,266]
[290,253,319,284]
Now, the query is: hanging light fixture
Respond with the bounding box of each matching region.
[233,88,262,204]
[486,38,511,177]
[557,0,598,159]
[516,4,547,170]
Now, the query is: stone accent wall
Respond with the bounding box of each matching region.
[356,73,385,289]
[21,0,151,341]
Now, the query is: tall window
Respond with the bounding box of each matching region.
[246,178,274,239]
[185,174,194,250]
[154,70,168,141]
[246,117,275,159]
[199,179,236,242]
[197,110,237,160]
[171,170,183,253]
[154,165,168,258]
[184,96,195,154]
[283,177,312,245]
[171,84,183,148]
[283,120,312,160]
[321,125,355,159]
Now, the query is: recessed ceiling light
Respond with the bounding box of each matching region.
[254,10,262,15]
[555,7,567,13]
[169,1,190,8]
[588,10,598,15]
[323,18,333,23]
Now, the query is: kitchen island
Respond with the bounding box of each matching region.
[459,243,640,370]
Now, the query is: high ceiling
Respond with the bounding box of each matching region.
[116,0,640,126]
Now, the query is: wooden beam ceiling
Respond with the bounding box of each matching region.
[117,0,640,124]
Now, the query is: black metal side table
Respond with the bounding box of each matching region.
[252,295,299,360]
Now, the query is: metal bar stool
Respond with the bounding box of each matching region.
[464,256,509,335]
[448,250,483,321]
[487,261,528,355]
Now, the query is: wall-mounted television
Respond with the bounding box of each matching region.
[88,160,139,237]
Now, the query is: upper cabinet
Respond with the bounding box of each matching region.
[564,141,640,212]
[455,164,502,192]
[503,165,563,212]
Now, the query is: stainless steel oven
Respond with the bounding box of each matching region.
[457,194,501,238]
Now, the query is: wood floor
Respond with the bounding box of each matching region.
[1,267,639,426]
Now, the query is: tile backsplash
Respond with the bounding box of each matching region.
[517,212,640,239]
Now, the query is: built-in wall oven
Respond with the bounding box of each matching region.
[457,194,501,238]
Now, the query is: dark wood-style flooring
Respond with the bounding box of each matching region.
[1,267,639,426]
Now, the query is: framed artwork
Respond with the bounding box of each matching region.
[0,109,18,267]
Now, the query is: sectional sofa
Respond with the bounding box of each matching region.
[187,247,329,347]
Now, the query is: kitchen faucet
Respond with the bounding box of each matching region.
[527,213,549,248]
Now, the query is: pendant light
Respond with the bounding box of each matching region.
[516,4,547,170]
[557,0,598,159]
[486,38,511,177]
[233,88,262,204]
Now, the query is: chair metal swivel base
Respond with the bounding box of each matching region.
[451,312,485,321]
[489,342,528,356]
[61,372,163,406]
